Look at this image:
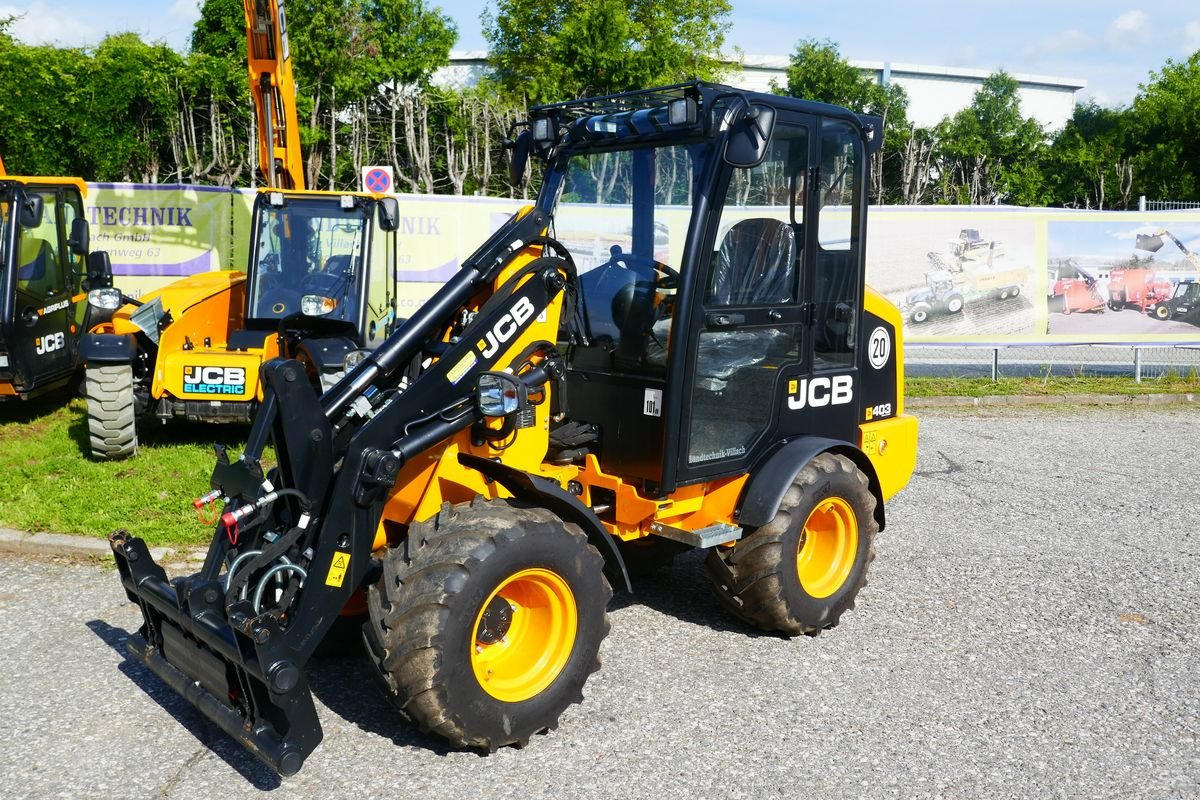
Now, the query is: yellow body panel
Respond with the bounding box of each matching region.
[860,415,918,502]
[861,282,918,500]
[3,175,87,195]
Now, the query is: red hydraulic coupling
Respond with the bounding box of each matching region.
[193,489,224,524]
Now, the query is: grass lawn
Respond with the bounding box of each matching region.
[0,373,1194,550]
[0,394,253,548]
[906,374,1200,398]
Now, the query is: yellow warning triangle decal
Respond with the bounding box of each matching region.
[332,553,349,569]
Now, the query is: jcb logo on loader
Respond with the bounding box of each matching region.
[477,296,536,359]
[184,366,247,395]
[35,332,65,355]
[786,375,854,410]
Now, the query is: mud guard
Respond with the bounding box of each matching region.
[458,453,632,593]
[79,332,137,364]
[738,436,886,531]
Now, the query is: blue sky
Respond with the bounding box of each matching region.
[2,1,1198,106]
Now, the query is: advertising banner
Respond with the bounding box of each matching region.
[82,187,1200,346]
[85,183,236,298]
[865,207,1200,344]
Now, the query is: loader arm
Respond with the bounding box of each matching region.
[109,208,574,776]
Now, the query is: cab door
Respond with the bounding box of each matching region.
[675,113,867,484]
[12,188,76,390]
[676,111,815,483]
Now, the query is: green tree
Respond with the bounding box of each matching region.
[483,0,732,106]
[934,71,1047,205]
[179,0,254,185]
[1129,51,1200,202]
[1044,102,1135,209]
[75,34,184,182]
[362,0,457,192]
[0,20,91,176]
[774,38,912,203]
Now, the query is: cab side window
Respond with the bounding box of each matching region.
[17,192,65,299]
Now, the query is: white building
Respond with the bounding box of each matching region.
[434,51,1086,132]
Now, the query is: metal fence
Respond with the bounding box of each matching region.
[907,343,1200,383]
[1139,197,1200,212]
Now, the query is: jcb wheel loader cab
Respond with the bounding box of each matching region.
[107,82,916,777]
[0,178,98,400]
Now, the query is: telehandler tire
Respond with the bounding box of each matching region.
[85,364,138,460]
[705,453,876,636]
[365,497,611,750]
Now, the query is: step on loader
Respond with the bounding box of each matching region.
[108,82,919,776]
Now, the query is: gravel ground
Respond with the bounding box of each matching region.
[1,406,1197,799]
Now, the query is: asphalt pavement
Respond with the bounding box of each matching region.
[1,406,1197,799]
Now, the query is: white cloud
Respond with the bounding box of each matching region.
[1185,20,1200,52]
[1106,10,1153,50]
[0,2,93,46]
[1021,28,1091,60]
[168,0,199,22]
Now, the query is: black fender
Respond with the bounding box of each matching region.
[458,453,632,593]
[738,436,886,531]
[79,332,137,364]
[294,337,358,373]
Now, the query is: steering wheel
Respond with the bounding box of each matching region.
[257,287,303,318]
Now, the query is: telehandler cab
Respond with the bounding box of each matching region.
[109,82,918,776]
[0,172,111,399]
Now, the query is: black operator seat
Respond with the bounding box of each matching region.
[709,218,796,306]
[695,218,796,390]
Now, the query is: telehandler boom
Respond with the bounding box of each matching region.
[109,82,918,776]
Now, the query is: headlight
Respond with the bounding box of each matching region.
[343,349,369,371]
[88,288,122,310]
[301,295,337,316]
[477,371,523,417]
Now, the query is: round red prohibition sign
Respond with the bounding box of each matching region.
[365,168,392,193]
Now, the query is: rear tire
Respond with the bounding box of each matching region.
[1154,304,1171,321]
[705,453,877,636]
[85,364,138,460]
[365,498,611,750]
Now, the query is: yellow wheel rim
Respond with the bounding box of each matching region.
[796,497,859,599]
[470,568,577,703]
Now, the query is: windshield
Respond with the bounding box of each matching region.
[249,198,368,322]
[552,143,707,346]
[1174,282,1198,300]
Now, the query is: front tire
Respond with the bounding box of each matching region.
[705,453,877,636]
[365,498,612,750]
[85,364,138,460]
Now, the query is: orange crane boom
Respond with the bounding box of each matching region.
[243,0,305,190]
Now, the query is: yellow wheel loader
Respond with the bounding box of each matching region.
[109,82,918,776]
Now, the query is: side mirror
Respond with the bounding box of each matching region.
[68,217,90,256]
[86,250,113,290]
[377,197,399,232]
[723,104,776,168]
[19,193,44,229]
[508,130,531,188]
